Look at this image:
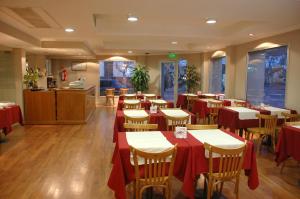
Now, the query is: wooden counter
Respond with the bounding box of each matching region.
[23,86,95,124]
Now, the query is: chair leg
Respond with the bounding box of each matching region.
[235,178,240,199]
[219,182,224,195]
[207,178,213,199]
[280,160,286,174]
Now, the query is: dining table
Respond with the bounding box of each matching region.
[176,93,198,109]
[108,129,259,199]
[191,98,229,119]
[117,99,174,110]
[113,109,196,142]
[119,94,161,100]
[276,125,300,165]
[0,104,23,135]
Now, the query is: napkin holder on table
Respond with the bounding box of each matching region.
[150,105,157,113]
[197,91,202,95]
[137,91,142,95]
[174,127,187,139]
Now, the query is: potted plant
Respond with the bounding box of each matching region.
[23,67,39,90]
[131,64,150,92]
[186,64,200,93]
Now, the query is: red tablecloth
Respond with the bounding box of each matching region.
[276,126,300,165]
[117,100,174,110]
[0,105,23,135]
[119,95,161,100]
[108,130,259,199]
[108,131,193,199]
[218,107,269,132]
[176,94,188,108]
[113,110,196,142]
[184,130,259,195]
[191,99,230,119]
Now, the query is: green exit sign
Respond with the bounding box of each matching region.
[168,53,177,59]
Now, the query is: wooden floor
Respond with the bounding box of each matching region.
[0,106,299,199]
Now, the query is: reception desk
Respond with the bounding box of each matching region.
[24,86,95,124]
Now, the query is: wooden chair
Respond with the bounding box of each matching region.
[204,142,247,199]
[124,101,141,109]
[234,101,247,107]
[187,95,198,111]
[152,101,168,109]
[124,123,158,131]
[119,88,129,95]
[282,112,300,123]
[125,95,137,100]
[125,115,149,124]
[208,101,223,124]
[165,115,189,131]
[246,114,278,152]
[105,88,115,105]
[130,145,177,199]
[186,124,218,130]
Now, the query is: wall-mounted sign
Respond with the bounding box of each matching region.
[168,53,177,59]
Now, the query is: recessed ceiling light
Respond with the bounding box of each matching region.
[65,28,75,32]
[206,19,217,24]
[127,15,138,22]
[249,33,255,37]
[128,50,133,54]
[171,41,178,45]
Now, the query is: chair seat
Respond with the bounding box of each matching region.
[247,127,267,135]
[106,95,114,97]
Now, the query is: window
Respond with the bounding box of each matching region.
[99,60,135,96]
[209,57,226,93]
[246,46,287,107]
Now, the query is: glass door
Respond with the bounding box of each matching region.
[161,61,175,100]
[161,60,188,101]
[209,57,226,93]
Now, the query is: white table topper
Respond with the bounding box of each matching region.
[225,107,260,120]
[291,125,300,129]
[262,106,290,119]
[182,93,198,97]
[149,99,167,104]
[188,129,245,157]
[144,94,156,97]
[123,110,148,118]
[126,131,174,165]
[124,99,140,104]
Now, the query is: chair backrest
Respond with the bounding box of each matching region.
[124,123,158,131]
[130,145,177,186]
[120,88,129,95]
[186,124,218,130]
[125,95,137,100]
[106,88,115,96]
[146,95,157,100]
[234,101,247,107]
[152,101,168,109]
[165,115,189,131]
[204,142,247,180]
[124,115,149,124]
[208,101,223,116]
[256,114,278,135]
[187,95,198,109]
[124,101,141,109]
[282,112,300,123]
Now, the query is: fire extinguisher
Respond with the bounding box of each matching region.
[61,69,67,81]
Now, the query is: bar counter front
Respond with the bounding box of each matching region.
[23,86,95,124]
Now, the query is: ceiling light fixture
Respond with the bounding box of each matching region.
[65,28,75,32]
[127,15,138,22]
[249,33,255,37]
[128,50,133,54]
[171,41,178,45]
[206,19,217,24]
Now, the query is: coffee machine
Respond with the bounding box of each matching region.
[47,76,57,89]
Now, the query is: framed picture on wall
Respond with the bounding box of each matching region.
[71,62,87,71]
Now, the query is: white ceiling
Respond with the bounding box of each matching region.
[0,0,300,57]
